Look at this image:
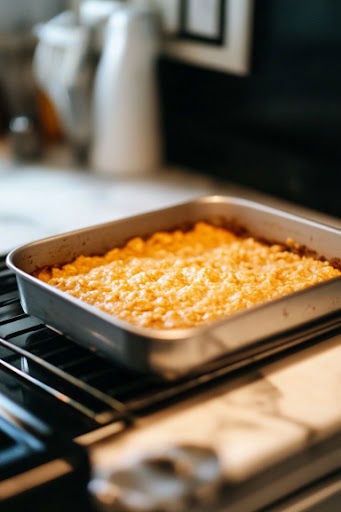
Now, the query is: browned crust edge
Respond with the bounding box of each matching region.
[33,217,341,276]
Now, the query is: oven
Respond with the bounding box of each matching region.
[1,248,341,511]
[1,0,341,508]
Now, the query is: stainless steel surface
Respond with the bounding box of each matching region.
[0,335,127,424]
[6,196,341,379]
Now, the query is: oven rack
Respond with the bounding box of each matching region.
[1,256,340,438]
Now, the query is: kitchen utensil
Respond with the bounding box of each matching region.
[33,11,93,158]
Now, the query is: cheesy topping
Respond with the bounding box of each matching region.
[37,222,340,329]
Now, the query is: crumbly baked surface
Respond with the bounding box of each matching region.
[37,222,340,329]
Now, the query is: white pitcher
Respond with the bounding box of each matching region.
[91,2,162,176]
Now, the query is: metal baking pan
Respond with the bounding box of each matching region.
[6,196,341,379]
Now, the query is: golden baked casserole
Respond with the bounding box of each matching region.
[37,222,340,329]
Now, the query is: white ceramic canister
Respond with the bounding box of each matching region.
[91,2,162,176]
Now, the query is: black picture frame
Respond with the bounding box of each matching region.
[178,0,227,46]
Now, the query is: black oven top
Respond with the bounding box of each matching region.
[1,256,341,511]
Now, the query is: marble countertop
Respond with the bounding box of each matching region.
[89,332,341,484]
[1,146,340,255]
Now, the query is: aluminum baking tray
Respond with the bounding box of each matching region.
[6,196,341,379]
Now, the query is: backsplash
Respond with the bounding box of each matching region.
[159,0,341,217]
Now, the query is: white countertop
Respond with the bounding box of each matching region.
[1,146,340,255]
[90,332,341,483]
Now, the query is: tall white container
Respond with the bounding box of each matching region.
[91,3,162,176]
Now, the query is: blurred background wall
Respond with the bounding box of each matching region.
[0,0,340,217]
[0,0,66,32]
[159,0,341,216]
[0,0,67,129]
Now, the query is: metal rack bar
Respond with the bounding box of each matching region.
[0,358,112,423]
[0,335,132,421]
[35,344,75,360]
[0,269,14,279]
[59,353,95,371]
[0,273,16,287]
[0,297,20,308]
[14,333,66,352]
[5,324,50,340]
[0,313,28,326]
